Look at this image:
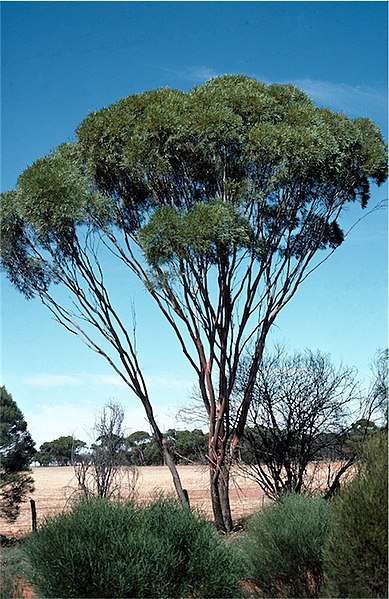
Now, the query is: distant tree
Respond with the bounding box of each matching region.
[166,429,208,464]
[0,386,36,521]
[1,75,387,530]
[124,428,209,466]
[74,402,138,499]
[124,431,152,465]
[36,436,86,466]
[135,432,167,466]
[236,348,379,500]
[142,437,164,466]
[340,349,389,458]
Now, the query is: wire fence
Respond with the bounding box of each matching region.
[0,495,76,538]
[0,465,269,539]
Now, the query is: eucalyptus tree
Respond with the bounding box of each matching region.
[1,75,387,531]
[37,436,86,466]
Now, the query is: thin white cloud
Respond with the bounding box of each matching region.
[19,371,193,395]
[11,371,194,447]
[93,374,128,388]
[185,66,219,83]
[162,64,220,84]
[20,372,127,389]
[292,78,387,116]
[22,374,80,388]
[145,374,192,393]
[25,403,94,447]
[25,399,175,448]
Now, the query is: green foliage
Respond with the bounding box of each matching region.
[0,547,20,599]
[0,540,35,599]
[345,418,379,455]
[25,496,244,598]
[124,431,163,465]
[0,145,108,298]
[241,493,331,598]
[36,435,86,466]
[165,428,208,464]
[16,144,93,235]
[0,387,35,521]
[2,75,387,299]
[140,436,164,465]
[138,200,255,265]
[323,432,388,598]
[124,429,208,465]
[0,387,36,472]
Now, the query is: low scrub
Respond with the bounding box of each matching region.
[0,540,35,599]
[24,495,243,598]
[241,492,330,598]
[323,432,388,598]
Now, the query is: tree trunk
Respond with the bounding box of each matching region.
[324,455,356,501]
[142,398,190,509]
[162,441,191,509]
[210,463,233,533]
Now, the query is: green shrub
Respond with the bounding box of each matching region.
[0,540,35,599]
[24,495,243,598]
[241,493,331,598]
[323,432,388,598]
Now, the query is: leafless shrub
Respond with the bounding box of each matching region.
[73,401,139,500]
[236,347,384,500]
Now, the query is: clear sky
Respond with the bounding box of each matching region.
[1,1,388,449]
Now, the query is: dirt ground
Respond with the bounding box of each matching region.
[0,465,268,538]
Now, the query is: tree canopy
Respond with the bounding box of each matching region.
[36,436,86,467]
[1,75,387,530]
[0,386,36,521]
[2,76,386,298]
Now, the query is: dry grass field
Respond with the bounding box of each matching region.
[0,465,268,538]
[1,462,350,539]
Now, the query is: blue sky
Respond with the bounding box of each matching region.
[1,1,388,448]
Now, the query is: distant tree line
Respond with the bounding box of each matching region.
[34,428,210,468]
[34,415,383,474]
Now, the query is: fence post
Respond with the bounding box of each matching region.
[183,488,190,508]
[30,499,37,531]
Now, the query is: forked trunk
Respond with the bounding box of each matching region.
[210,463,233,533]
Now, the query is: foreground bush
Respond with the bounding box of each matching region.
[241,493,330,598]
[0,540,34,599]
[24,496,243,598]
[323,432,388,598]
